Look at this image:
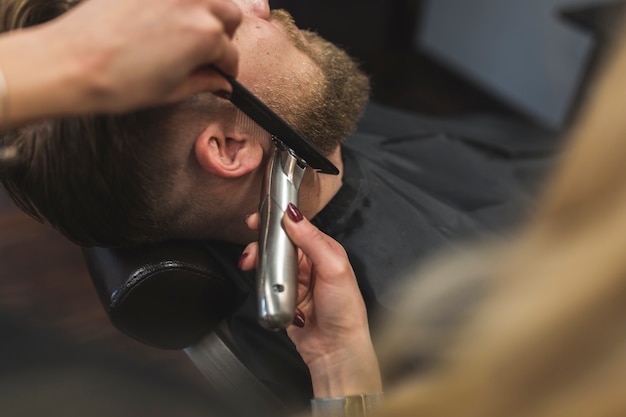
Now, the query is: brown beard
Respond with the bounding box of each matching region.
[267,10,371,156]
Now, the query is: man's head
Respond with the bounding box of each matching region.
[0,0,370,247]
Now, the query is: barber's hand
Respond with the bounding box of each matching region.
[2,0,242,126]
[240,204,382,398]
[57,0,242,111]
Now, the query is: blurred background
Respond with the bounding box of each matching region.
[0,0,623,415]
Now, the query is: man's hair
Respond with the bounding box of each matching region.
[0,0,180,247]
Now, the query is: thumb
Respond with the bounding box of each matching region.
[282,204,352,281]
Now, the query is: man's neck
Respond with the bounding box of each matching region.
[299,146,344,219]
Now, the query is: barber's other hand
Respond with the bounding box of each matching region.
[3,0,242,125]
[240,205,382,398]
[60,0,242,110]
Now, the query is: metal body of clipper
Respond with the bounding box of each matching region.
[257,140,307,329]
[209,66,338,329]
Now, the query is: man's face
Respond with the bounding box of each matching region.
[165,1,370,244]
[226,0,371,155]
[231,1,321,98]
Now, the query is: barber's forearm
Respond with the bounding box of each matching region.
[307,334,383,398]
[0,25,94,129]
[0,25,91,129]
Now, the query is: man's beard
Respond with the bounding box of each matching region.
[267,10,371,156]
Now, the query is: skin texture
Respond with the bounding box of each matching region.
[230,5,323,100]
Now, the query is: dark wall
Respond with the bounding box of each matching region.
[270,0,420,59]
[269,0,524,120]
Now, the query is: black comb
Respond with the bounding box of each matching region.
[210,65,339,175]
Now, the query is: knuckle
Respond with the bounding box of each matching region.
[308,226,325,241]
[325,260,352,280]
[203,17,225,37]
[332,261,352,277]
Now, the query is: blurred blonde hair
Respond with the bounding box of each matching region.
[377,16,626,417]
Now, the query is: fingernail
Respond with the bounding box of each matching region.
[238,252,249,269]
[243,213,251,224]
[286,203,304,223]
[293,308,305,328]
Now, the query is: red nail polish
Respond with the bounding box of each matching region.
[293,308,305,328]
[238,252,249,268]
[286,203,304,223]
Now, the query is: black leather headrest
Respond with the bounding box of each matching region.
[83,240,242,350]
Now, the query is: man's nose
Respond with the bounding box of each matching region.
[230,0,270,19]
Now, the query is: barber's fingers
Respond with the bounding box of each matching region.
[204,0,242,78]
[239,213,294,271]
[245,212,260,231]
[207,0,243,38]
[191,6,240,79]
[164,68,228,102]
[239,240,258,271]
[165,31,239,101]
[239,210,316,305]
[242,207,352,282]
[281,204,354,285]
[238,213,260,271]
[207,29,240,76]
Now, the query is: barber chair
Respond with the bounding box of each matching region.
[82,240,287,417]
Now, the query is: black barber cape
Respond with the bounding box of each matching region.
[217,102,555,414]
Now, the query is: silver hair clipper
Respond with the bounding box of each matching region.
[211,65,338,330]
[257,139,307,328]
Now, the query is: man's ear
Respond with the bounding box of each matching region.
[194,122,264,178]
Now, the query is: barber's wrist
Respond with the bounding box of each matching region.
[311,393,384,417]
[307,336,382,398]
